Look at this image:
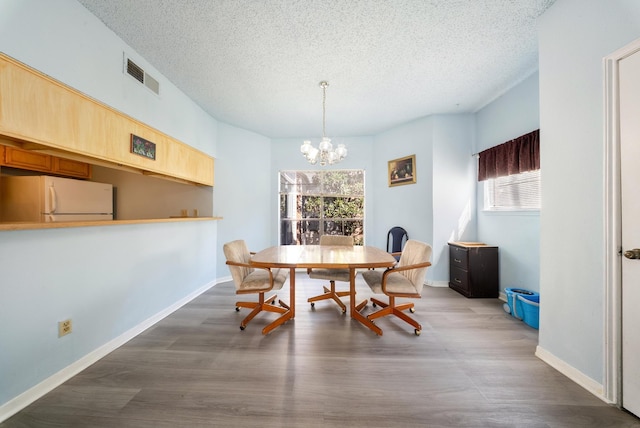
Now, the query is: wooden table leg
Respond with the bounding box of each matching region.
[261,268,296,335]
[349,268,382,335]
[290,267,296,319]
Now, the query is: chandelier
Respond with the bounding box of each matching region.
[300,81,347,166]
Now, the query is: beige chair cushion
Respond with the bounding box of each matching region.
[309,267,351,282]
[362,240,432,295]
[223,240,289,293]
[362,270,416,294]
[308,235,354,282]
[240,268,288,292]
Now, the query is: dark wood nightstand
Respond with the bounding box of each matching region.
[448,242,499,298]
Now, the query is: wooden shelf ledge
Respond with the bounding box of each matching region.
[0,216,223,232]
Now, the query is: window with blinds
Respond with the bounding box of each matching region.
[484,169,540,210]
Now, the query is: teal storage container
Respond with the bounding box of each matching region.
[504,288,538,320]
[517,294,540,329]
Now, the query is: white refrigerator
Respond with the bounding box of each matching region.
[0,175,113,222]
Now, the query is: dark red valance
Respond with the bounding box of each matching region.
[477,129,540,181]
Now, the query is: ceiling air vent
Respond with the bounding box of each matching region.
[124,56,160,95]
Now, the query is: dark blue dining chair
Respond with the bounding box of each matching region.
[387,226,409,261]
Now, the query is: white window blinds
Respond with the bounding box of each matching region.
[484,169,540,210]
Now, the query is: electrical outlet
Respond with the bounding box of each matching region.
[58,319,72,337]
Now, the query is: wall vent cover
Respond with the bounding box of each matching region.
[144,74,159,94]
[126,59,144,83]
[124,56,160,95]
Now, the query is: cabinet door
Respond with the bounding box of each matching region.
[2,146,52,172]
[53,157,91,179]
[1,146,92,179]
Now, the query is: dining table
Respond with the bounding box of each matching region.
[250,244,397,335]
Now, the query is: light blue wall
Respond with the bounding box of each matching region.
[538,0,640,384]
[0,223,215,404]
[0,0,218,409]
[432,114,477,283]
[475,72,540,293]
[372,118,434,252]
[371,115,477,284]
[215,123,272,276]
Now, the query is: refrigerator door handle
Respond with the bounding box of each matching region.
[49,185,57,213]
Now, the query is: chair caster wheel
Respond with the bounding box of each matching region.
[235,307,240,312]
[372,302,377,307]
[415,329,421,336]
[310,302,315,308]
[409,307,415,313]
[240,325,246,330]
[341,308,347,314]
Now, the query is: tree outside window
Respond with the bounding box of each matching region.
[279,170,365,245]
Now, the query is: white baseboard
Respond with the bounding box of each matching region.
[0,280,218,423]
[428,280,449,288]
[535,345,610,404]
[217,275,232,284]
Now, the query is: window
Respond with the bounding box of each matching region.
[478,129,540,211]
[279,170,365,245]
[484,169,540,210]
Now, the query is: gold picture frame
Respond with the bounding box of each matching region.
[388,154,416,187]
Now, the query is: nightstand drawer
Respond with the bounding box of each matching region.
[449,245,468,268]
[450,266,469,291]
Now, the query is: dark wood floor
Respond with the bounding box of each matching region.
[3,274,639,427]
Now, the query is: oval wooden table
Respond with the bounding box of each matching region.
[251,245,397,335]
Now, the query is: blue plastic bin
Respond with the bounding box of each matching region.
[504,288,538,320]
[517,294,540,329]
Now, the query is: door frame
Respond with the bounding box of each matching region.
[603,37,640,407]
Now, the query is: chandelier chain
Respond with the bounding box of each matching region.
[321,81,327,138]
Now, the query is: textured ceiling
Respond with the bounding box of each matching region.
[76,0,555,138]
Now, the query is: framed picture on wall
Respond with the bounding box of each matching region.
[130,134,156,160]
[388,154,416,187]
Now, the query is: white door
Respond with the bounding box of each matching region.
[619,48,640,418]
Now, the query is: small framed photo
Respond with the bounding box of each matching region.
[130,134,156,160]
[388,154,416,187]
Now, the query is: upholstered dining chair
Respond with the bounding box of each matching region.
[361,239,432,335]
[223,240,290,334]
[307,234,354,313]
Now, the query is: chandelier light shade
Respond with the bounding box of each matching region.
[300,81,347,166]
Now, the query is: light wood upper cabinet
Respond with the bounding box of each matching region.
[0,53,214,186]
